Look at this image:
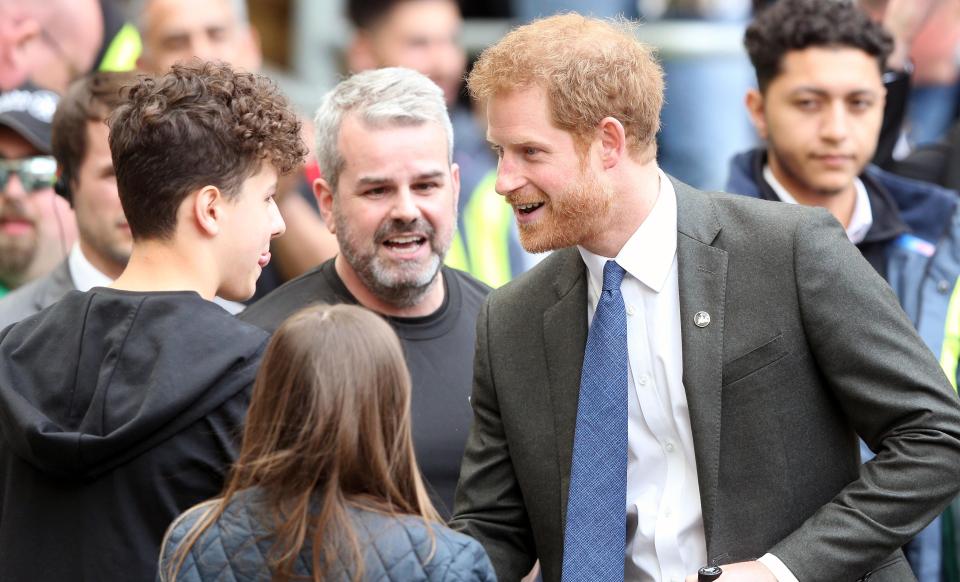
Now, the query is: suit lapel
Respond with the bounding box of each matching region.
[542,248,588,527]
[674,178,728,554]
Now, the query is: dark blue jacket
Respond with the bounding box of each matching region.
[159,488,497,582]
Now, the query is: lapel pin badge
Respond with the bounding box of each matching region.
[694,311,711,328]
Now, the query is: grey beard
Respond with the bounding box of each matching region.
[358,252,442,308]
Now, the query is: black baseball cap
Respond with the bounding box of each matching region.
[0,84,59,154]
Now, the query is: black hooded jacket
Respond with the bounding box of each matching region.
[0,288,268,581]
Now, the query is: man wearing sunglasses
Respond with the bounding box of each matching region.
[0,72,134,328]
[0,84,76,299]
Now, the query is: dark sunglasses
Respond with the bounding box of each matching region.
[0,156,57,193]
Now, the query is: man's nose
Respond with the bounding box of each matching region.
[269,199,286,239]
[2,173,28,200]
[390,187,421,222]
[494,153,524,196]
[190,35,219,63]
[820,102,849,142]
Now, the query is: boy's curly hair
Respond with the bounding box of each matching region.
[745,0,893,93]
[108,60,307,240]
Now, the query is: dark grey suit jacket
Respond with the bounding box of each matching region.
[450,181,960,582]
[0,259,74,330]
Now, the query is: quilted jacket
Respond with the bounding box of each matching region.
[159,488,497,581]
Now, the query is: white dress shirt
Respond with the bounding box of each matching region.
[764,165,873,244]
[67,244,113,292]
[577,171,797,582]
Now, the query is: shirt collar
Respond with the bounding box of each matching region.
[67,243,113,292]
[762,165,873,244]
[578,169,677,294]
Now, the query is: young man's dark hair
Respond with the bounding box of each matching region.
[744,0,894,92]
[51,71,136,201]
[0,60,304,581]
[109,60,305,240]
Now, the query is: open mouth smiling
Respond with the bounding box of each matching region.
[516,202,544,215]
[383,235,427,253]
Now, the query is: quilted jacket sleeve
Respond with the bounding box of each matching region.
[440,534,497,582]
[157,504,216,582]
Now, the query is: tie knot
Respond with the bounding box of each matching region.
[601,260,626,291]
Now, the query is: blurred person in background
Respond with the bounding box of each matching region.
[134,0,260,73]
[134,0,338,300]
[0,72,135,328]
[726,2,960,576]
[861,0,960,147]
[159,304,495,582]
[242,68,490,518]
[0,84,76,297]
[753,0,948,166]
[348,0,538,287]
[0,0,139,93]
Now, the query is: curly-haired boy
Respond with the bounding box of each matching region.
[0,60,307,581]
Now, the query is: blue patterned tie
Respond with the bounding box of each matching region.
[562,260,628,582]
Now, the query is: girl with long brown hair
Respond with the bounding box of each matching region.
[158,304,495,581]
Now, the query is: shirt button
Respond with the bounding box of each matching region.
[638,375,648,386]
[664,441,675,453]
[626,304,636,316]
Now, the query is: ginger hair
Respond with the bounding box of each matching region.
[468,13,664,162]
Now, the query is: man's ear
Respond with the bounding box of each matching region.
[450,162,461,212]
[745,89,769,140]
[346,34,377,73]
[193,185,224,237]
[315,177,336,234]
[598,116,626,169]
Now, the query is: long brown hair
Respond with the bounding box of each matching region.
[162,304,441,581]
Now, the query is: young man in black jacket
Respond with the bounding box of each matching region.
[0,60,306,581]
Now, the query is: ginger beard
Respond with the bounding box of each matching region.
[508,162,613,253]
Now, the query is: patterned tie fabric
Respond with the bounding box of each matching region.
[562,260,629,582]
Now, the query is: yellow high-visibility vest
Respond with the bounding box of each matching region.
[445,170,513,288]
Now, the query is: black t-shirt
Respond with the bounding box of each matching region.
[240,259,491,516]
